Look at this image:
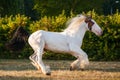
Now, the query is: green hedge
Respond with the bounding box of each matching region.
[0,11,120,61]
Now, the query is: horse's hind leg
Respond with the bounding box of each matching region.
[29,52,40,70]
[28,32,51,75]
[36,50,51,75]
[36,37,51,75]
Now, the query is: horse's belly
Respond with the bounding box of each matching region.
[44,37,70,53]
[43,31,70,53]
[45,43,69,53]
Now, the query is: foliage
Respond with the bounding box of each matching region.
[33,0,105,17]
[0,0,120,19]
[0,0,25,16]
[29,10,68,32]
[0,11,120,61]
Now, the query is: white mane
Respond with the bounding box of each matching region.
[64,15,86,34]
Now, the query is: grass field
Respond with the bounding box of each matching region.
[0,59,120,80]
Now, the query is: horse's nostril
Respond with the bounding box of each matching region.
[101,31,103,35]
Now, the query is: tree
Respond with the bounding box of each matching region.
[0,0,24,17]
[33,0,106,17]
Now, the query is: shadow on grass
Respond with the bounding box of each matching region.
[0,60,120,73]
[0,76,50,80]
[84,68,120,72]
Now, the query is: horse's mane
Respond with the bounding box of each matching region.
[64,14,86,32]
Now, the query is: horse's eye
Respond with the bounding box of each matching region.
[88,21,94,30]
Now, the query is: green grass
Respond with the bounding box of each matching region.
[0,59,120,80]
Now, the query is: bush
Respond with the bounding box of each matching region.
[0,11,120,61]
[29,10,68,32]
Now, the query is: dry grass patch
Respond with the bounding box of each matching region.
[0,59,120,80]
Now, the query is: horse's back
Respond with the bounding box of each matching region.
[28,30,70,53]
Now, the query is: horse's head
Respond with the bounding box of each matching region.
[85,16,103,36]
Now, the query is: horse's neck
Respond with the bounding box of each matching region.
[76,25,87,39]
[63,23,87,44]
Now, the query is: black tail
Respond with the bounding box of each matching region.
[6,26,30,51]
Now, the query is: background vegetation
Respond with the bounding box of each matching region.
[0,0,120,61]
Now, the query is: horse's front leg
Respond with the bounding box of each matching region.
[69,44,89,70]
[70,59,80,71]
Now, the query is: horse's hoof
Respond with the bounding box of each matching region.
[45,72,51,75]
[80,68,84,71]
[70,66,73,71]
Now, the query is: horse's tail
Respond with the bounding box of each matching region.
[6,26,30,51]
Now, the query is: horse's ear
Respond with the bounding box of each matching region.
[85,16,91,23]
[90,11,93,19]
[89,15,92,19]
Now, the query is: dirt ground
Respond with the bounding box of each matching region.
[0,59,120,80]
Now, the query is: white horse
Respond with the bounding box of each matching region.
[6,14,103,75]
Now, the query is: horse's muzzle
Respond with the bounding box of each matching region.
[97,30,103,36]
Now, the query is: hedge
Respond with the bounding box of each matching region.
[0,11,120,61]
